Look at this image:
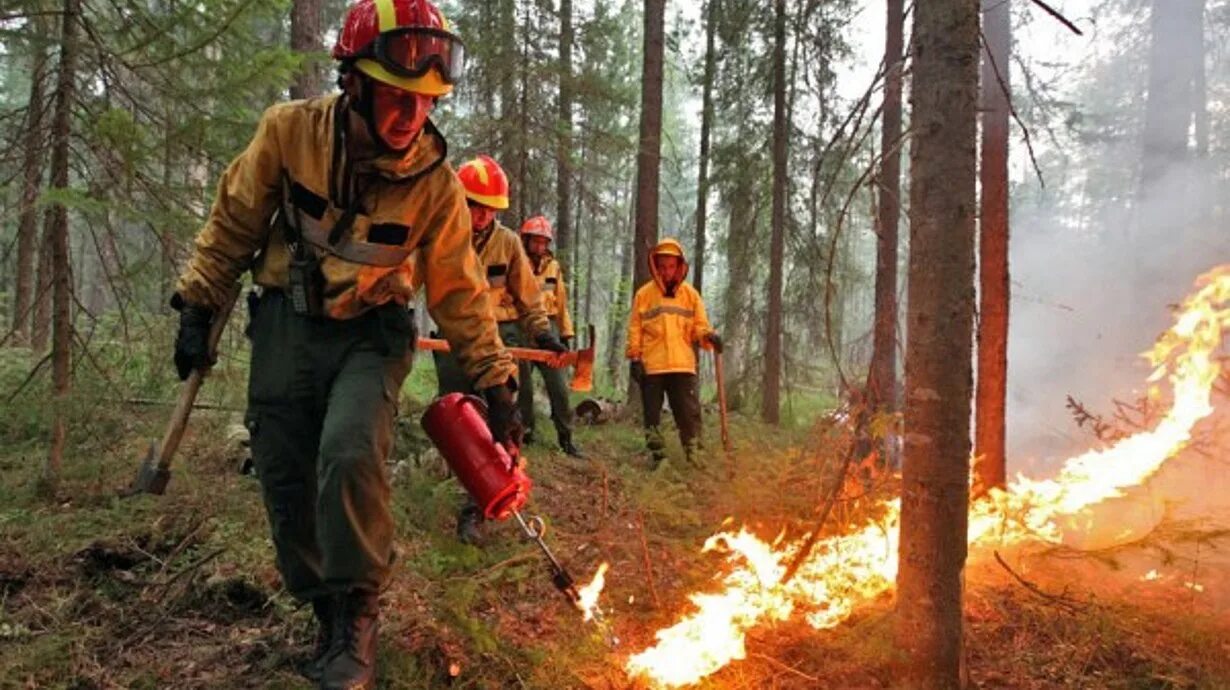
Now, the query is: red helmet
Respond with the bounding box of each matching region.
[457,155,510,210]
[333,0,464,96]
[520,216,554,242]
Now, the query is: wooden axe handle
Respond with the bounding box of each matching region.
[416,337,574,367]
[156,286,241,471]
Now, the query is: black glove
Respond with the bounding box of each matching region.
[706,332,724,354]
[481,380,524,451]
[173,301,215,381]
[561,336,573,350]
[629,360,645,385]
[535,331,567,353]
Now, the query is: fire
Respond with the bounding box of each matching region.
[577,561,610,622]
[625,266,1230,688]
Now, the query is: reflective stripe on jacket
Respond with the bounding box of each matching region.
[174,94,516,389]
[626,281,713,375]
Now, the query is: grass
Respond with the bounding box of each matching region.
[1,348,1228,689]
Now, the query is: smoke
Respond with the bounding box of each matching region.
[1006,157,1229,475]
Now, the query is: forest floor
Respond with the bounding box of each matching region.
[1,362,1229,690]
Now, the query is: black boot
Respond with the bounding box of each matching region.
[455,504,484,546]
[557,429,583,458]
[300,595,335,681]
[319,590,379,690]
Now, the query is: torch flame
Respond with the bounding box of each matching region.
[577,561,610,622]
[626,266,1230,688]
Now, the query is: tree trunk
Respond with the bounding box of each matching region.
[517,2,531,223]
[43,0,82,495]
[289,0,324,100]
[33,214,52,352]
[632,0,666,291]
[722,169,756,411]
[761,0,788,424]
[555,0,574,264]
[974,0,1011,497]
[13,39,50,347]
[894,0,979,687]
[608,214,635,385]
[693,0,719,295]
[572,140,587,319]
[867,0,904,414]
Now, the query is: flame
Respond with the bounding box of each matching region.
[577,561,610,622]
[626,266,1230,688]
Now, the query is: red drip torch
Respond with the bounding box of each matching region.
[421,393,583,606]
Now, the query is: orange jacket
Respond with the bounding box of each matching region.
[625,238,714,375]
[530,252,574,338]
[474,222,549,336]
[175,95,515,389]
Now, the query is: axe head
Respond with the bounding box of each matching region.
[569,325,596,392]
[123,441,170,496]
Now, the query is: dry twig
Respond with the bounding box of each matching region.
[993,551,1083,614]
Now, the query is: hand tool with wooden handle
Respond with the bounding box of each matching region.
[417,324,596,392]
[124,284,241,496]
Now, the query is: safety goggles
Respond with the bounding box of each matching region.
[360,26,466,84]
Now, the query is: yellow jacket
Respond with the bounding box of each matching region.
[474,222,549,336]
[175,95,516,389]
[530,253,574,338]
[625,239,714,375]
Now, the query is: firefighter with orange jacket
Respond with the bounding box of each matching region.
[170,1,521,687]
[625,238,722,467]
[519,216,582,458]
[436,157,567,544]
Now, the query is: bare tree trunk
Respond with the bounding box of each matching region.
[555,0,574,264]
[632,0,666,291]
[974,0,1011,497]
[498,0,519,186]
[572,141,587,319]
[33,210,54,352]
[43,0,82,495]
[867,0,904,414]
[762,0,788,424]
[289,0,324,100]
[693,0,719,295]
[13,39,50,347]
[894,0,979,686]
[516,0,532,222]
[608,210,634,385]
[722,170,756,410]
[584,213,596,327]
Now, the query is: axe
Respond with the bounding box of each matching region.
[124,284,240,496]
[417,324,595,392]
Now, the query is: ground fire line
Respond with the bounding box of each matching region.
[607,265,1230,688]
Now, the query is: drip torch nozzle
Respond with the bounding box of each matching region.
[551,566,580,604]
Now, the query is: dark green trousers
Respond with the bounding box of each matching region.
[641,372,702,462]
[245,290,414,600]
[517,322,572,439]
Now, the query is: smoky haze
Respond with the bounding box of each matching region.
[1003,0,1229,478]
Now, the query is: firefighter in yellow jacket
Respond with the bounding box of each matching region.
[519,216,583,458]
[437,157,567,543]
[625,238,722,467]
[170,2,520,687]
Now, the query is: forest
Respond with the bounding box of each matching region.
[1,0,1229,688]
